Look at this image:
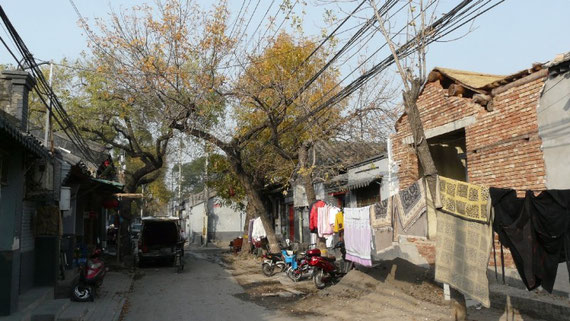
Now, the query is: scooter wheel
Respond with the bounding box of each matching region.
[287,269,302,282]
[313,268,327,289]
[262,263,275,277]
[71,284,93,302]
[277,263,287,273]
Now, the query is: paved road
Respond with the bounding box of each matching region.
[123,249,300,321]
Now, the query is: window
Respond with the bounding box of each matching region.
[354,181,380,207]
[421,128,467,182]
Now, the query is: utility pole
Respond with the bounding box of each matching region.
[140,185,145,220]
[202,144,209,245]
[178,138,182,218]
[44,62,53,149]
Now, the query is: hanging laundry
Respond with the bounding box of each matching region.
[527,190,570,293]
[393,204,428,239]
[309,200,326,233]
[344,206,373,267]
[328,206,340,226]
[435,209,493,308]
[370,198,394,253]
[334,210,344,233]
[322,207,334,236]
[439,176,490,223]
[251,217,266,240]
[491,188,570,293]
[317,206,328,237]
[370,198,393,230]
[324,234,334,248]
[490,188,534,289]
[395,178,427,231]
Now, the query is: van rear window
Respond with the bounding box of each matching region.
[142,221,178,246]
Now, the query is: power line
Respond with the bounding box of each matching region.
[228,0,247,40]
[272,0,507,144]
[0,6,97,163]
[243,0,272,50]
[291,0,367,75]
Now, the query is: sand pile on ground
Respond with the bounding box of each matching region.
[293,258,453,321]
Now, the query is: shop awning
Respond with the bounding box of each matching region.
[90,177,124,191]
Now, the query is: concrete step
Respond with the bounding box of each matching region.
[19,288,54,317]
[0,287,54,321]
[30,300,69,321]
[489,283,570,321]
[55,303,90,321]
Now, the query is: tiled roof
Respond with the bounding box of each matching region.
[0,114,50,159]
[433,67,506,91]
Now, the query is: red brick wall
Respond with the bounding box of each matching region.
[391,72,547,267]
[466,77,546,190]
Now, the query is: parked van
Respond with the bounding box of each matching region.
[137,217,180,265]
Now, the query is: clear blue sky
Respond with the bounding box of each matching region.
[0,1,568,76]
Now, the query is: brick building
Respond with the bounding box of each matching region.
[392,65,547,193]
[389,54,570,293]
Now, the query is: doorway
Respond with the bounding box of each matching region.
[421,128,467,182]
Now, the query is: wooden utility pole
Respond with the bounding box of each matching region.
[202,144,209,245]
[370,1,466,319]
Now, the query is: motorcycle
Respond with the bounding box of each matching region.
[261,252,286,277]
[286,248,320,282]
[251,237,269,258]
[71,248,106,302]
[308,241,353,289]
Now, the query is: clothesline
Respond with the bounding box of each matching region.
[305,174,570,309]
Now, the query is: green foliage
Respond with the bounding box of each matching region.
[172,156,207,194]
[172,154,246,210]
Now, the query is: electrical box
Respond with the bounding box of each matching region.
[60,187,71,211]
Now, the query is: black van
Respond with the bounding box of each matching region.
[137,217,180,265]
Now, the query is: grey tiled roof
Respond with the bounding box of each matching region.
[0,114,50,159]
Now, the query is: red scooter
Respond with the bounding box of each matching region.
[72,249,106,302]
[308,241,353,289]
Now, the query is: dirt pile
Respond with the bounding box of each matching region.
[223,251,549,320]
[291,258,452,321]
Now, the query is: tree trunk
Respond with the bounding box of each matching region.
[402,79,438,196]
[239,199,256,254]
[226,150,281,253]
[298,142,326,249]
[117,199,133,264]
[298,142,316,205]
[403,79,466,320]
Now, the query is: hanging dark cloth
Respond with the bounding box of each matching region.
[490,188,570,293]
[529,190,570,292]
[490,188,534,289]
